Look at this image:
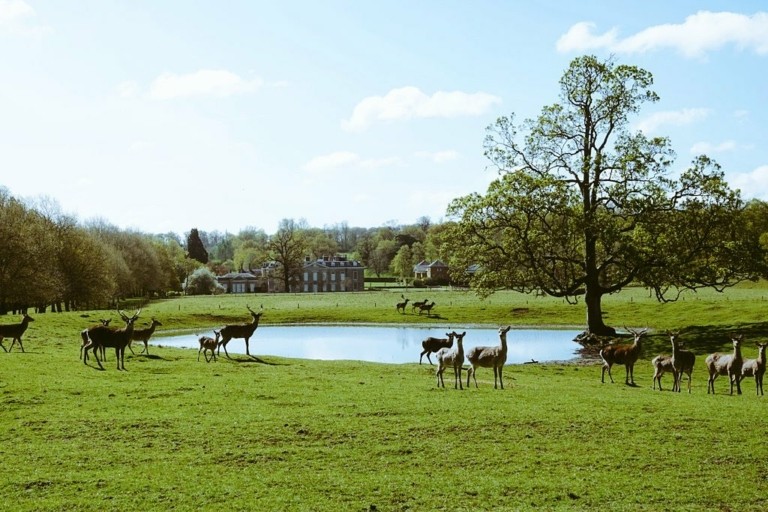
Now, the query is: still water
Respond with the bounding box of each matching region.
[155,325,581,364]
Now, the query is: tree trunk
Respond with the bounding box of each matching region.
[585,287,616,336]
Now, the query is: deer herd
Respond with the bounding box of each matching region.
[0,301,766,396]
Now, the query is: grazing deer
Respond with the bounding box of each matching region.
[599,327,647,386]
[669,331,696,393]
[411,299,429,313]
[129,317,163,355]
[418,301,436,317]
[80,318,111,362]
[198,330,221,362]
[217,304,264,358]
[741,342,767,396]
[0,312,35,353]
[82,310,141,370]
[436,331,466,389]
[706,334,744,395]
[396,295,410,314]
[420,332,456,365]
[466,326,512,389]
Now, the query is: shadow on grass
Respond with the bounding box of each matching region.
[227,355,282,366]
[645,321,768,356]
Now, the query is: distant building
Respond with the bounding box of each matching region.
[218,256,365,293]
[297,256,365,293]
[413,260,450,282]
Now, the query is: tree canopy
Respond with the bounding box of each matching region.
[447,55,762,335]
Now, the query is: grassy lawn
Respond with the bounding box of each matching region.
[2,286,768,510]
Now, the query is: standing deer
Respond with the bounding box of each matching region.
[396,295,410,314]
[599,327,647,386]
[0,312,35,353]
[129,317,163,355]
[411,299,429,313]
[420,332,456,365]
[466,326,512,389]
[80,318,111,362]
[217,304,264,358]
[436,331,466,389]
[82,310,141,370]
[198,330,222,362]
[706,334,744,395]
[741,342,767,396]
[418,301,436,317]
[669,331,696,393]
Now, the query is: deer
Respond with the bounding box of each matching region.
[396,295,410,314]
[198,330,221,362]
[741,342,767,396]
[129,317,163,356]
[419,332,455,365]
[418,301,436,317]
[706,334,744,395]
[599,327,647,386]
[80,318,111,362]
[82,309,141,370]
[651,354,676,391]
[411,299,429,313]
[217,304,264,358]
[436,331,466,389]
[669,331,696,393]
[466,326,512,389]
[0,312,35,353]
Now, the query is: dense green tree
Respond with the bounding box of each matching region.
[185,267,223,295]
[186,228,209,264]
[391,245,414,285]
[447,55,760,335]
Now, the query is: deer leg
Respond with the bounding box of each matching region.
[141,342,150,356]
[0,338,7,352]
[92,346,105,370]
[127,342,136,356]
[498,366,504,389]
[245,338,252,357]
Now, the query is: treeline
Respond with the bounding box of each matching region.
[0,188,454,313]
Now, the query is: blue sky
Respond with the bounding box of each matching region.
[1,1,766,235]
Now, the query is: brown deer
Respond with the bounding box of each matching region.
[418,301,436,317]
[419,332,456,365]
[669,331,696,393]
[599,327,647,386]
[198,330,221,362]
[0,312,35,353]
[129,317,163,355]
[466,326,512,389]
[396,295,410,314]
[706,334,744,395]
[217,304,264,358]
[80,318,111,362]
[411,299,429,313]
[82,310,141,370]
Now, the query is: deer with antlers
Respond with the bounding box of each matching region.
[82,310,141,370]
[80,318,111,362]
[217,304,264,358]
[0,312,35,353]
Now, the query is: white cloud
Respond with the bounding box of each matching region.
[634,108,710,133]
[730,165,768,199]
[0,0,47,35]
[303,151,402,173]
[415,150,459,163]
[342,86,501,132]
[689,140,737,154]
[148,69,263,100]
[557,11,768,58]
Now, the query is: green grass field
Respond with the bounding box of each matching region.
[2,287,768,510]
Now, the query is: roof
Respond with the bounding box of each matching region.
[413,259,448,272]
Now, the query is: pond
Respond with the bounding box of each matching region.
[154,325,582,364]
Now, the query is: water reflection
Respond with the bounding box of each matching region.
[154,325,581,364]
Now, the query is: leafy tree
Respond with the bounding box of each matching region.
[391,244,414,285]
[186,228,209,264]
[268,218,309,292]
[185,267,223,295]
[447,55,760,336]
[369,239,397,277]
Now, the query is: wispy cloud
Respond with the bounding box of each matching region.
[148,70,263,100]
[415,150,459,163]
[342,86,501,132]
[689,140,737,154]
[557,11,768,58]
[0,0,48,36]
[731,165,768,199]
[634,108,710,133]
[303,151,402,173]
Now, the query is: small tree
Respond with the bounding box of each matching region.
[185,267,223,295]
[391,245,414,286]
